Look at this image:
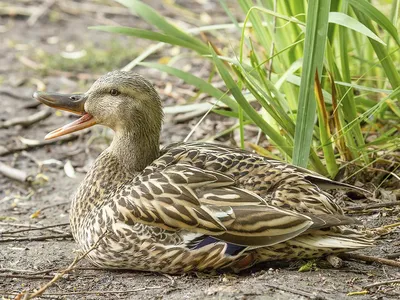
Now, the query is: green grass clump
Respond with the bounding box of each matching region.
[93,0,399,178]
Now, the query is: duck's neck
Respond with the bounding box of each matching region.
[109,130,160,172]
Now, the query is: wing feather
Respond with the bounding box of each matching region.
[115,163,356,247]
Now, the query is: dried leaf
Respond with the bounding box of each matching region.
[158,56,170,64]
[29,78,46,91]
[32,173,49,186]
[61,49,87,59]
[347,290,368,296]
[64,160,76,178]
[247,143,281,160]
[298,260,315,272]
[0,216,18,221]
[163,103,213,114]
[42,159,63,167]
[18,137,40,146]
[35,173,49,182]
[326,255,343,268]
[30,210,41,219]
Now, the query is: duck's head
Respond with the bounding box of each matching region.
[33,71,163,140]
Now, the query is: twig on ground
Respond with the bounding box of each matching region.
[27,0,56,26]
[347,210,381,215]
[20,151,42,169]
[18,56,45,70]
[1,222,69,235]
[95,12,122,26]
[346,290,368,296]
[21,100,42,109]
[0,221,67,232]
[386,252,400,259]
[380,222,400,230]
[0,129,90,157]
[18,231,107,299]
[345,201,400,212]
[264,283,327,300]
[0,233,72,243]
[0,88,32,101]
[0,222,37,227]
[22,286,171,296]
[368,222,400,236]
[0,162,33,183]
[0,109,51,129]
[0,6,34,17]
[0,274,54,280]
[173,107,211,123]
[364,279,400,289]
[2,286,173,298]
[340,253,400,268]
[161,273,176,287]
[74,267,103,271]
[0,268,58,275]
[39,201,70,212]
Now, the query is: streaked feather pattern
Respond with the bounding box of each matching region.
[70,141,372,273]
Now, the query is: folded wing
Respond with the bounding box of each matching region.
[115,164,357,247]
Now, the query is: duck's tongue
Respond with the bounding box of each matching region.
[33,91,97,140]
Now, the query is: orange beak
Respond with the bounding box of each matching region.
[33,91,97,140]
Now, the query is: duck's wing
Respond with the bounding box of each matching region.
[161,142,369,194]
[116,164,356,247]
[285,164,369,193]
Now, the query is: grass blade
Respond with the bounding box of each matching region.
[314,71,338,177]
[116,0,209,52]
[139,62,239,112]
[292,0,331,167]
[348,0,400,46]
[330,73,352,162]
[328,12,385,44]
[90,26,208,55]
[351,10,400,97]
[211,47,293,156]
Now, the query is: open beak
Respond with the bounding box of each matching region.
[33,91,97,140]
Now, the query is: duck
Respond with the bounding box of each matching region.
[33,70,372,274]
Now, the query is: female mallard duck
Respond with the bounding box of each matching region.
[34,71,372,274]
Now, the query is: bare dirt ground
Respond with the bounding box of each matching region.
[0,1,399,299]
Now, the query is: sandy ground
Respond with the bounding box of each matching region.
[0,1,399,299]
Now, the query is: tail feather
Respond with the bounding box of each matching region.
[253,231,373,265]
[293,232,373,250]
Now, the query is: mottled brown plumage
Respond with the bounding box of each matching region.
[34,71,373,274]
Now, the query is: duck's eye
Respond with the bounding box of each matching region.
[110,89,120,96]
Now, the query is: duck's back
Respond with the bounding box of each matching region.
[153,142,344,216]
[72,142,372,273]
